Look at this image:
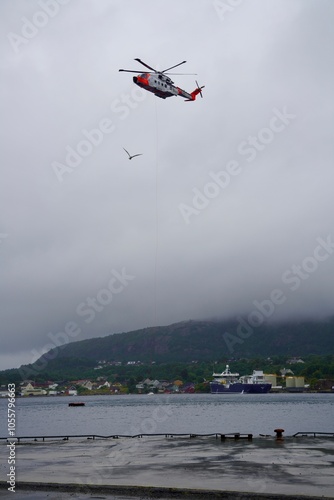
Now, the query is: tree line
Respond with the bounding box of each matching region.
[1,354,333,389]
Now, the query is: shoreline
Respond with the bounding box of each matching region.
[8,389,334,397]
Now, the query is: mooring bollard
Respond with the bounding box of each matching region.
[274,428,285,439]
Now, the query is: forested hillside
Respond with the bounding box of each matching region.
[2,318,334,382]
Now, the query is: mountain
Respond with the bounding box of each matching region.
[22,317,334,371]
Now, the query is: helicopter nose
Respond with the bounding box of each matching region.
[133,76,138,84]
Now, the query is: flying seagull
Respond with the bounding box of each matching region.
[123,148,143,160]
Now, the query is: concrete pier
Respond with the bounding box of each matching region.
[1,434,334,499]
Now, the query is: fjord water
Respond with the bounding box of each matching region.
[3,393,333,437]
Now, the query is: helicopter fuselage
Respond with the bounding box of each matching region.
[133,72,193,100]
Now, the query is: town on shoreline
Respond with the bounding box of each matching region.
[1,354,333,397]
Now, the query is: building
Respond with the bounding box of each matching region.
[21,382,47,396]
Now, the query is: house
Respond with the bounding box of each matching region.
[76,380,93,391]
[168,380,183,393]
[136,378,163,393]
[67,386,78,396]
[21,382,47,396]
[109,384,121,393]
[280,368,294,377]
[135,382,145,392]
[149,380,161,390]
[97,381,111,390]
[183,383,195,393]
[287,357,305,365]
[0,385,8,397]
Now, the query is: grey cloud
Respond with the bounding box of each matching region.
[1,0,333,370]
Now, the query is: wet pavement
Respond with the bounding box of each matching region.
[1,435,334,498]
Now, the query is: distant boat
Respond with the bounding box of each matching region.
[68,402,85,407]
[210,365,272,394]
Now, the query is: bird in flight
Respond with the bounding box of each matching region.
[123,148,143,160]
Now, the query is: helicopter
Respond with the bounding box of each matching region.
[119,58,204,101]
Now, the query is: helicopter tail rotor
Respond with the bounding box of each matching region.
[195,80,204,98]
[185,81,205,101]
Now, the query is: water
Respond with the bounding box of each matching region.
[1,392,333,438]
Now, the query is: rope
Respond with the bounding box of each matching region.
[153,98,159,328]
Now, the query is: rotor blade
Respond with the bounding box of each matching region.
[196,80,204,98]
[134,58,157,72]
[119,69,153,73]
[162,60,187,73]
[119,69,196,75]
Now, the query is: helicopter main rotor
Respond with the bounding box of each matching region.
[119,58,197,76]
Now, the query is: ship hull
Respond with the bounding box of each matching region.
[210,382,271,394]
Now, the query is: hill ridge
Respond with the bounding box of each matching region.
[30,316,334,367]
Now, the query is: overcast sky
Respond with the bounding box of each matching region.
[1,0,334,371]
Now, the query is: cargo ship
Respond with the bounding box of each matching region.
[210,364,272,394]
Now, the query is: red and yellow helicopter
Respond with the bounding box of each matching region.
[119,58,204,101]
